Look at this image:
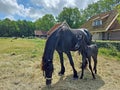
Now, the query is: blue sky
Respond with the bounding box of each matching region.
[0,0,98,21]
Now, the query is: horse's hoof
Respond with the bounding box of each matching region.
[73,77,78,80]
[80,76,83,79]
[47,84,52,88]
[73,75,78,79]
[93,77,96,80]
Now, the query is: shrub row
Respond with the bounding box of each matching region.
[93,41,120,51]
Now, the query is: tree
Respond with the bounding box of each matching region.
[116,4,120,23]
[35,14,56,31]
[0,18,35,37]
[17,20,35,37]
[0,18,19,37]
[9,20,20,37]
[57,7,81,28]
[80,0,120,25]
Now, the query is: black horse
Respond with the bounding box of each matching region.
[41,23,92,86]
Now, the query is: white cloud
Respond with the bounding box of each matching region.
[0,0,25,15]
[0,0,99,21]
[30,0,99,18]
[0,0,31,19]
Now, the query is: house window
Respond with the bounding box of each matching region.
[92,20,102,26]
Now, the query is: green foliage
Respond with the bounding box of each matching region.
[35,14,56,31]
[99,47,120,60]
[57,7,81,28]
[116,4,120,23]
[0,18,20,37]
[95,41,120,51]
[0,18,35,37]
[17,20,35,37]
[94,41,120,60]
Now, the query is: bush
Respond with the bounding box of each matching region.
[93,41,120,51]
[93,41,120,60]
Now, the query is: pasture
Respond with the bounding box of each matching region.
[0,38,120,90]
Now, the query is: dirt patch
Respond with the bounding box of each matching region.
[0,54,120,90]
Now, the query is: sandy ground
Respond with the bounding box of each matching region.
[0,53,120,90]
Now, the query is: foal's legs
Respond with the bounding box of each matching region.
[58,52,65,75]
[92,56,97,74]
[88,57,95,79]
[80,55,86,79]
[66,51,78,79]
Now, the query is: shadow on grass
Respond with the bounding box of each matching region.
[41,71,105,90]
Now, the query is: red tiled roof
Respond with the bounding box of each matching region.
[47,21,70,35]
[47,23,61,35]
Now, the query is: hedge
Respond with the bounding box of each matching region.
[92,41,120,51]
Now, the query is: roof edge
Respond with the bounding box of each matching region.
[105,13,119,31]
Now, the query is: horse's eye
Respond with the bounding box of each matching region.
[79,34,82,38]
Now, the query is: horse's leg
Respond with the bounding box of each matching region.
[80,55,86,79]
[88,57,96,79]
[58,52,65,76]
[66,51,78,79]
[93,56,97,74]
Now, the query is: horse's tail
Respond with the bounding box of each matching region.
[41,60,44,71]
[81,28,92,45]
[78,50,81,55]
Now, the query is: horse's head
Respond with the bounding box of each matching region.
[41,57,54,86]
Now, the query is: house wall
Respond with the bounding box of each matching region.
[92,32,102,40]
[92,32,110,40]
[109,30,120,40]
[92,30,120,40]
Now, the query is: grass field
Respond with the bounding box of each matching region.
[0,38,120,90]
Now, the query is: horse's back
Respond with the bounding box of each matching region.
[56,27,92,52]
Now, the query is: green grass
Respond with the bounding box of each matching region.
[0,38,119,61]
[99,47,120,60]
[0,38,45,58]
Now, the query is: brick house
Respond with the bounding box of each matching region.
[34,30,47,38]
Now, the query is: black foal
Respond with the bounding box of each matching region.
[75,36,98,79]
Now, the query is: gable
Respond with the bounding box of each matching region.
[47,23,61,35]
[47,21,70,36]
[81,10,119,33]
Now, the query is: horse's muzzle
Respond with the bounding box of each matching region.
[46,78,52,85]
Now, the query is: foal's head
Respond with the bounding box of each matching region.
[75,34,85,50]
[41,57,54,86]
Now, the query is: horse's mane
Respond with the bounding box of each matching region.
[41,24,66,71]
